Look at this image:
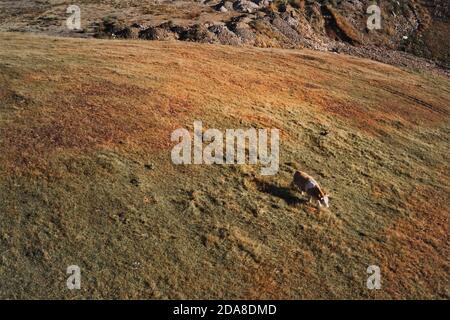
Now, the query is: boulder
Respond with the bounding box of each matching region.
[139,26,178,40]
[234,0,260,14]
[209,25,242,46]
[215,1,234,12]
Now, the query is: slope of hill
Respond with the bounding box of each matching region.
[0,0,449,70]
[0,32,449,299]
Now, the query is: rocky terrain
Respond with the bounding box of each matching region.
[0,0,449,71]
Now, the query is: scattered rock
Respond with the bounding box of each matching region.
[224,1,235,11]
[253,0,271,7]
[271,16,302,43]
[179,24,217,43]
[115,26,140,39]
[209,25,242,46]
[144,163,154,170]
[234,0,260,14]
[130,177,140,186]
[139,25,178,41]
[228,20,256,44]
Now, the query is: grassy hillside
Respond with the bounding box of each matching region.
[0,32,448,299]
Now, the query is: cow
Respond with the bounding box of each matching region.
[291,171,330,208]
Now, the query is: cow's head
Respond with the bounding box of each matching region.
[319,194,330,208]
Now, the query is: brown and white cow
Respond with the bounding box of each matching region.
[291,171,330,208]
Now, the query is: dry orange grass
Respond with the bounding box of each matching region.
[369,186,449,298]
[0,32,448,299]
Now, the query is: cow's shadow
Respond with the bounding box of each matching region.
[255,180,306,206]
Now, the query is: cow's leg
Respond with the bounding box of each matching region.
[290,180,296,189]
[317,201,322,210]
